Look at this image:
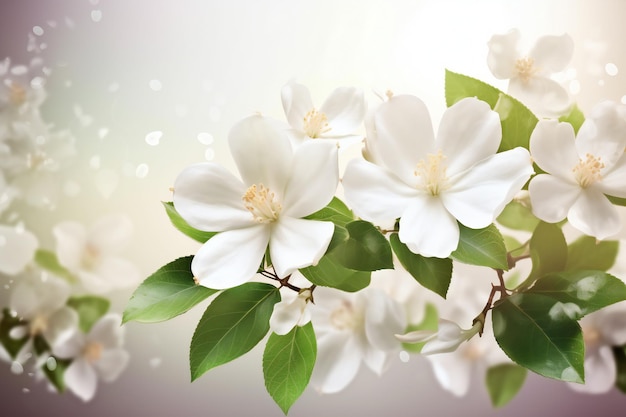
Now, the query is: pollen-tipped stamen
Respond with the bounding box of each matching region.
[242,184,282,223]
[303,109,331,138]
[573,153,604,188]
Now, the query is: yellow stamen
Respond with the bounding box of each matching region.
[330,300,359,330]
[30,315,47,337]
[242,184,281,223]
[515,57,539,83]
[573,153,604,188]
[303,109,331,138]
[83,342,103,363]
[81,243,100,270]
[414,150,450,196]
[8,82,26,106]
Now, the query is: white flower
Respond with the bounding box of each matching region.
[487,28,573,118]
[269,287,313,336]
[568,303,626,394]
[396,318,482,355]
[52,314,130,402]
[53,214,140,294]
[0,224,38,275]
[310,286,406,394]
[343,95,533,258]
[281,81,366,143]
[528,101,626,240]
[173,114,338,290]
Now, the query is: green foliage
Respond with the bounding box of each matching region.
[615,346,626,394]
[451,224,509,270]
[42,356,71,393]
[189,282,280,381]
[67,296,110,332]
[445,70,538,152]
[492,293,584,383]
[521,221,567,289]
[299,252,371,292]
[389,233,452,298]
[263,323,317,414]
[304,197,355,227]
[607,195,626,207]
[565,236,619,272]
[162,201,217,243]
[332,220,393,271]
[497,200,539,232]
[0,309,28,359]
[558,104,585,134]
[123,256,217,324]
[33,249,76,283]
[401,304,438,353]
[486,364,527,408]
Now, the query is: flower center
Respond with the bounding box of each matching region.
[330,300,359,330]
[582,324,602,349]
[573,153,604,188]
[242,184,281,223]
[303,109,331,138]
[8,81,27,106]
[515,57,539,83]
[29,314,47,337]
[83,342,103,363]
[414,150,450,196]
[81,243,101,270]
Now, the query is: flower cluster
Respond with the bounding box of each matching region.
[126,28,626,413]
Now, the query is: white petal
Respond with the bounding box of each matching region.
[529,120,579,179]
[395,329,436,344]
[282,141,338,218]
[0,225,38,275]
[509,76,571,118]
[363,290,405,351]
[569,346,616,394]
[320,87,366,137]
[576,101,626,168]
[192,225,269,290]
[88,315,124,349]
[399,196,459,258]
[64,358,98,402]
[89,257,140,293]
[281,81,314,131]
[10,276,70,319]
[270,217,333,278]
[52,329,84,359]
[436,97,501,175]
[311,332,362,394]
[173,163,253,232]
[228,114,293,194]
[362,344,388,376]
[43,307,79,347]
[486,29,520,79]
[529,174,582,223]
[94,348,130,382]
[529,33,574,74]
[88,214,133,254]
[568,189,621,240]
[53,221,87,272]
[342,159,417,223]
[598,154,626,198]
[427,351,473,397]
[443,147,534,228]
[269,297,307,336]
[372,95,435,184]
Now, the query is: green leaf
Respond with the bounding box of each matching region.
[263,322,317,414]
[332,220,393,271]
[445,70,538,152]
[486,364,527,408]
[0,309,28,359]
[401,304,438,353]
[190,282,280,381]
[451,224,509,270]
[528,270,626,318]
[389,233,452,298]
[522,221,567,288]
[299,252,371,292]
[607,195,626,207]
[565,235,619,272]
[162,201,216,243]
[492,293,584,383]
[123,256,217,324]
[42,356,71,393]
[67,296,110,332]
[33,249,76,283]
[497,200,539,232]
[559,104,585,134]
[304,197,354,227]
[615,346,626,394]
[326,224,349,253]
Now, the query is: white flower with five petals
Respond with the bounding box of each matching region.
[343,95,533,258]
[528,101,626,240]
[173,115,338,289]
[487,28,573,118]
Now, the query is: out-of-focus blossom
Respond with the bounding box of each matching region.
[269,285,313,336]
[397,318,482,355]
[0,224,38,275]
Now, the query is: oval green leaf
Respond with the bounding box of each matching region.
[451,223,508,270]
[67,296,110,332]
[332,220,393,271]
[304,197,355,227]
[300,252,371,292]
[162,201,216,243]
[565,236,619,272]
[486,363,527,408]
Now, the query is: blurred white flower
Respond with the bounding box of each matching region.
[343,95,533,257]
[528,101,626,240]
[269,286,313,336]
[53,214,140,294]
[52,314,130,402]
[0,224,38,275]
[173,115,338,290]
[487,29,573,118]
[281,81,366,143]
[397,318,482,355]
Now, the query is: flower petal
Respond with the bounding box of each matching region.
[443,147,533,228]
[173,162,253,232]
[94,348,130,382]
[529,174,582,223]
[568,189,621,240]
[43,307,79,347]
[270,217,333,278]
[281,81,314,131]
[487,29,520,80]
[427,350,473,397]
[10,275,70,319]
[192,225,269,290]
[64,358,98,402]
[88,257,140,293]
[88,214,133,254]
[569,345,616,394]
[311,332,362,394]
[269,297,307,336]
[88,315,124,349]
[53,221,87,272]
[282,141,338,218]
[599,153,626,198]
[529,120,579,179]
[320,87,366,137]
[0,225,37,275]
[363,289,405,352]
[52,329,84,359]
[509,76,571,118]
[436,97,501,175]
[529,33,574,74]
[228,114,293,194]
[342,159,418,223]
[576,101,626,167]
[399,196,459,258]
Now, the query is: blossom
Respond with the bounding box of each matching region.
[281,81,366,143]
[52,314,130,402]
[173,114,338,290]
[269,287,313,336]
[487,28,573,118]
[528,101,626,240]
[396,318,481,355]
[53,214,140,294]
[0,224,38,275]
[343,95,533,258]
[310,286,406,394]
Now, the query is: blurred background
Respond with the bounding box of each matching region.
[0,0,625,415]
